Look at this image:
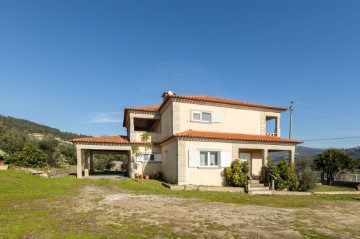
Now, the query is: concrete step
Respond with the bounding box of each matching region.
[248,190,274,195]
[251,180,260,184]
[250,183,266,187]
[249,186,270,191]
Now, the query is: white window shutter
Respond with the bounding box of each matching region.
[188,150,200,167]
[154,154,161,162]
[211,112,221,123]
[220,151,232,167]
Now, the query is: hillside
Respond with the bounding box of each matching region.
[0,115,88,141]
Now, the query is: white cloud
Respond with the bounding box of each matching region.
[88,112,123,124]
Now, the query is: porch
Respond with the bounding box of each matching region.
[232,143,295,180]
[76,145,131,179]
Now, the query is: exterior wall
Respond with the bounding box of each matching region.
[132,131,162,143]
[160,102,173,139]
[182,140,233,186]
[130,145,162,177]
[260,112,281,136]
[128,112,161,143]
[160,139,178,184]
[175,102,268,135]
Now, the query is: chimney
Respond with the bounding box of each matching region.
[161,91,175,101]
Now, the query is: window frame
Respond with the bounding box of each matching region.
[191,111,212,123]
[199,151,220,167]
[142,154,155,162]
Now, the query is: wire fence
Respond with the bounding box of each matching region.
[335,173,360,183]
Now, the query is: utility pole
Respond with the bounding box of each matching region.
[289,101,294,139]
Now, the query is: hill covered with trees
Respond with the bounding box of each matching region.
[0,115,88,140]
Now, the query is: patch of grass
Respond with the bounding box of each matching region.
[1,170,360,238]
[311,184,356,192]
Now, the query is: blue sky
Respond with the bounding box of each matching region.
[0,0,360,148]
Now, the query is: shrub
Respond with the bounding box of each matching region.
[224,159,249,187]
[295,156,316,191]
[11,143,47,168]
[266,158,297,191]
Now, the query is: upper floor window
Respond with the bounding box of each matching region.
[191,111,212,122]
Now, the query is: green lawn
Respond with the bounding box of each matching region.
[1,170,360,238]
[311,184,356,192]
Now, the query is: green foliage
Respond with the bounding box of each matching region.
[0,115,88,141]
[266,157,297,191]
[295,156,316,191]
[36,135,59,165]
[54,143,77,165]
[11,143,47,167]
[276,159,298,191]
[0,118,80,168]
[314,149,357,185]
[224,159,249,187]
[0,122,28,154]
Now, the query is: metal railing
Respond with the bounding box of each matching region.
[266,132,277,136]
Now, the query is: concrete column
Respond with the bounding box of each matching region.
[76,148,82,179]
[276,117,281,137]
[177,140,186,185]
[129,117,135,142]
[263,149,269,166]
[90,152,94,173]
[289,150,295,164]
[84,151,89,177]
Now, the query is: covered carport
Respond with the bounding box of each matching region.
[71,136,133,179]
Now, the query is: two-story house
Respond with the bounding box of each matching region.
[71,91,301,186]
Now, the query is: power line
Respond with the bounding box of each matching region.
[302,136,360,142]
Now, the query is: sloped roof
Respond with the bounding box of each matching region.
[125,105,160,112]
[165,95,288,111]
[163,130,302,144]
[71,135,130,144]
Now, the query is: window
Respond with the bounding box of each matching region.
[143,154,155,161]
[138,154,161,162]
[199,151,219,167]
[191,111,211,122]
[239,153,251,162]
[189,151,231,167]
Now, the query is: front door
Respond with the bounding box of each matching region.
[239,152,251,174]
[239,152,261,178]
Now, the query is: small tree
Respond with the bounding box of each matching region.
[139,133,152,175]
[224,159,249,187]
[266,157,297,191]
[37,135,59,166]
[11,143,47,168]
[295,155,316,191]
[314,149,357,185]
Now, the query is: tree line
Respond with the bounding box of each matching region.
[0,121,76,168]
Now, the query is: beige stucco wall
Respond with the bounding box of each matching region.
[130,145,162,177]
[160,139,178,184]
[132,131,162,143]
[160,102,173,139]
[181,141,233,186]
[174,102,278,135]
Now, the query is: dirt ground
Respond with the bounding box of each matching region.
[63,184,360,238]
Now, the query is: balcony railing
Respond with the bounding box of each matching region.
[266,132,277,137]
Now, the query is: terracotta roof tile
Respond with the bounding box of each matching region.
[125,105,160,112]
[171,130,302,144]
[71,135,130,144]
[169,95,287,111]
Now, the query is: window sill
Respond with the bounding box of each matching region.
[196,166,222,169]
